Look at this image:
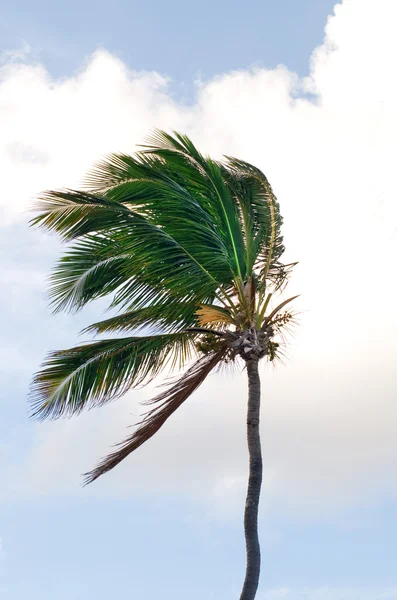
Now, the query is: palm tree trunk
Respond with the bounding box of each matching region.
[239,357,262,600]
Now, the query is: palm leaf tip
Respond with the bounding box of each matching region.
[83,347,226,485]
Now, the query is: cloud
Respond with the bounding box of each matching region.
[1,0,396,516]
[0,42,31,65]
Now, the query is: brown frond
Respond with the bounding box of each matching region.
[195,304,233,327]
[83,347,227,485]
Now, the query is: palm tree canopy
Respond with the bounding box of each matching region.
[30,130,296,482]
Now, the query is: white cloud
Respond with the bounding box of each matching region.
[1,0,397,515]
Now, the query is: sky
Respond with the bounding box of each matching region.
[0,1,396,599]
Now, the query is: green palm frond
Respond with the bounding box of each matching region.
[83,347,227,484]
[30,190,135,240]
[30,333,196,420]
[47,234,132,312]
[91,168,236,285]
[46,222,223,314]
[222,157,285,284]
[82,302,200,336]
[141,131,247,282]
[85,132,248,281]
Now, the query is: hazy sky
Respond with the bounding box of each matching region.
[0,1,396,599]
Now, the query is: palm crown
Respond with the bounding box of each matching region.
[30,131,296,485]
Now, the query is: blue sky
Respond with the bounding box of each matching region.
[1,1,397,599]
[1,0,335,87]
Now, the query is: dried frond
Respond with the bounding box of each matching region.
[195,304,233,327]
[83,347,227,484]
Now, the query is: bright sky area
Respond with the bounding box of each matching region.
[0,1,396,599]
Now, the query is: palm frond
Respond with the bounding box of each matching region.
[84,147,243,285]
[34,185,241,315]
[46,218,223,313]
[140,131,247,282]
[83,347,226,484]
[222,157,285,286]
[90,166,236,285]
[195,304,233,328]
[30,333,195,420]
[47,235,132,312]
[82,303,199,336]
[30,190,135,240]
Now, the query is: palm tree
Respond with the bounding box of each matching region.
[30,131,297,600]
